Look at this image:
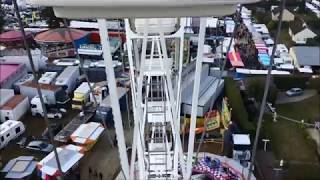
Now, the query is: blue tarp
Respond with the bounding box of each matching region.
[258,53,270,66]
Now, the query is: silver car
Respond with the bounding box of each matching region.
[26,141,54,153]
[286,88,303,97]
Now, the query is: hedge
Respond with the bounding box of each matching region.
[308,77,320,94]
[273,75,310,90]
[224,78,256,135]
[247,77,279,104]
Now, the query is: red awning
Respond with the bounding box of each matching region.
[227,51,244,67]
[90,31,126,43]
[34,28,88,44]
[0,30,32,42]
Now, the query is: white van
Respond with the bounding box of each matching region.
[0,120,25,149]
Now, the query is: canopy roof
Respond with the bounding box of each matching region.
[27,0,259,18]
[0,30,32,42]
[34,28,88,44]
[37,145,84,176]
[227,51,244,67]
[1,156,37,179]
[71,122,104,145]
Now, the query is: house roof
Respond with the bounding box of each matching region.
[289,18,307,35]
[292,46,320,66]
[272,7,293,16]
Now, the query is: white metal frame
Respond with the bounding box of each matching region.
[124,18,191,179]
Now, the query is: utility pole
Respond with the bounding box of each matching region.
[262,139,270,151]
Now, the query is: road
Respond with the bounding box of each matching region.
[275,90,317,104]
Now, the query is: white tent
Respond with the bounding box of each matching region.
[71,122,104,146]
[37,145,84,178]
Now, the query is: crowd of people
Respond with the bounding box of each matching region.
[234,21,262,69]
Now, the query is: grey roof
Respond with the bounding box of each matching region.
[293,46,320,66]
[1,156,37,179]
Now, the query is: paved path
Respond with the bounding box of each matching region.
[79,128,133,180]
[307,128,320,155]
[275,90,317,104]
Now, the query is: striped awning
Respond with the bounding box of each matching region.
[227,51,244,67]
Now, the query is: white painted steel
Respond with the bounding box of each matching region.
[185,17,207,179]
[27,0,258,18]
[97,19,130,179]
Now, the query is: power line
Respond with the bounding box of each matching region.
[12,0,63,178]
[248,0,287,179]
[195,5,243,162]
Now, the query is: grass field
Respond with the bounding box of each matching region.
[262,95,320,179]
[276,94,320,123]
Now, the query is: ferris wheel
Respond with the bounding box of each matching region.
[25,0,261,179]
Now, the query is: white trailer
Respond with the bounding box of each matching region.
[0,54,47,72]
[0,120,25,149]
[13,74,34,93]
[0,95,30,122]
[38,72,58,85]
[0,89,15,107]
[55,66,80,94]
[20,81,62,105]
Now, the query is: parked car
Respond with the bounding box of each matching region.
[26,140,54,153]
[286,88,303,97]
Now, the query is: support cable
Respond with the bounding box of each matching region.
[195,6,243,161]
[12,0,63,178]
[62,19,114,148]
[248,0,286,178]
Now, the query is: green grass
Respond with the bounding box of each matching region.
[275,94,320,123]
[264,118,318,162]
[262,95,320,179]
[278,29,295,48]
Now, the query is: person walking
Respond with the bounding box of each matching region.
[99,172,103,180]
[88,167,92,177]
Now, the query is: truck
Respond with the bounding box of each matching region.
[0,120,25,149]
[90,81,108,104]
[55,66,80,94]
[0,95,30,122]
[95,87,128,127]
[13,74,34,93]
[20,81,70,106]
[31,95,67,119]
[38,72,58,85]
[72,82,94,110]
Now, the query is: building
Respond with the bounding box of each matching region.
[289,18,317,44]
[0,63,27,89]
[306,0,320,18]
[290,46,320,69]
[271,6,295,21]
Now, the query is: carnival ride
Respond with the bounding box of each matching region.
[25,0,262,179]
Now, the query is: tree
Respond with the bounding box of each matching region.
[248,77,279,104]
[40,7,63,28]
[267,20,277,31]
[0,6,5,33]
[306,36,320,46]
